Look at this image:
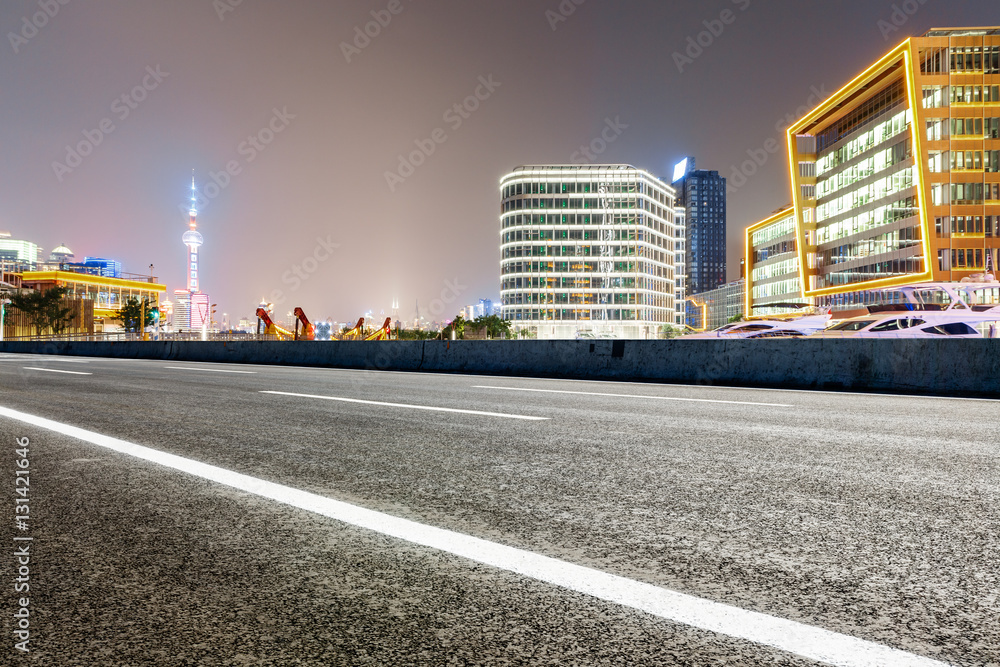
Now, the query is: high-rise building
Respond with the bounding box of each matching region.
[500,164,681,339]
[748,28,1000,315]
[673,158,727,295]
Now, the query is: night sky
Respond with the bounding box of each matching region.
[2,0,996,323]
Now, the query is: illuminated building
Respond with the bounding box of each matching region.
[20,270,165,324]
[500,164,681,339]
[673,205,687,321]
[745,207,809,317]
[49,244,74,264]
[748,28,1000,315]
[748,29,1000,310]
[673,158,727,295]
[172,289,190,332]
[81,257,123,278]
[0,232,40,272]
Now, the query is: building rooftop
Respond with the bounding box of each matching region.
[923,27,1000,37]
[512,164,640,171]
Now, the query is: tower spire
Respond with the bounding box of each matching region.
[189,169,198,220]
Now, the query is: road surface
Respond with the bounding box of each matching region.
[1,353,997,665]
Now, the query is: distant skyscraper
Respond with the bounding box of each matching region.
[673,158,727,295]
[173,289,191,331]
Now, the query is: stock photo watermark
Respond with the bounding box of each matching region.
[213,0,244,22]
[727,84,829,195]
[341,0,414,63]
[545,0,587,32]
[7,0,71,54]
[877,0,931,40]
[51,65,170,183]
[384,75,501,192]
[179,107,296,217]
[12,436,33,653]
[280,236,341,292]
[427,278,468,319]
[571,116,628,163]
[258,234,342,308]
[673,0,752,74]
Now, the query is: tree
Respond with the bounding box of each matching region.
[116,297,155,333]
[660,324,685,339]
[47,295,74,336]
[441,315,467,340]
[397,328,438,340]
[468,314,512,340]
[728,314,744,324]
[8,287,72,337]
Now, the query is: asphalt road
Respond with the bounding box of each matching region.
[1,353,997,666]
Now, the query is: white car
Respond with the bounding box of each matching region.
[810,313,985,338]
[685,313,831,339]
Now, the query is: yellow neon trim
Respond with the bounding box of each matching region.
[804,272,935,298]
[787,40,912,136]
[786,38,939,299]
[787,127,808,299]
[21,271,166,292]
[745,225,751,316]
[683,298,708,332]
[903,44,935,286]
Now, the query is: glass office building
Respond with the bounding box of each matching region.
[673,158,727,295]
[500,165,681,339]
[748,28,1000,314]
[688,279,745,331]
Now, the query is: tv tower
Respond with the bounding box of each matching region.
[173,172,211,333]
[182,172,204,293]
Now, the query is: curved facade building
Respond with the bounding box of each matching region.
[500,164,682,339]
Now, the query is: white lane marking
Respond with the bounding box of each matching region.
[260,390,549,421]
[27,357,91,364]
[473,385,794,408]
[22,367,92,376]
[0,405,947,667]
[164,366,257,374]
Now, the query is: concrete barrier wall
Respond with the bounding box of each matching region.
[3,339,999,396]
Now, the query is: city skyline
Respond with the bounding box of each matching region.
[2,1,996,322]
